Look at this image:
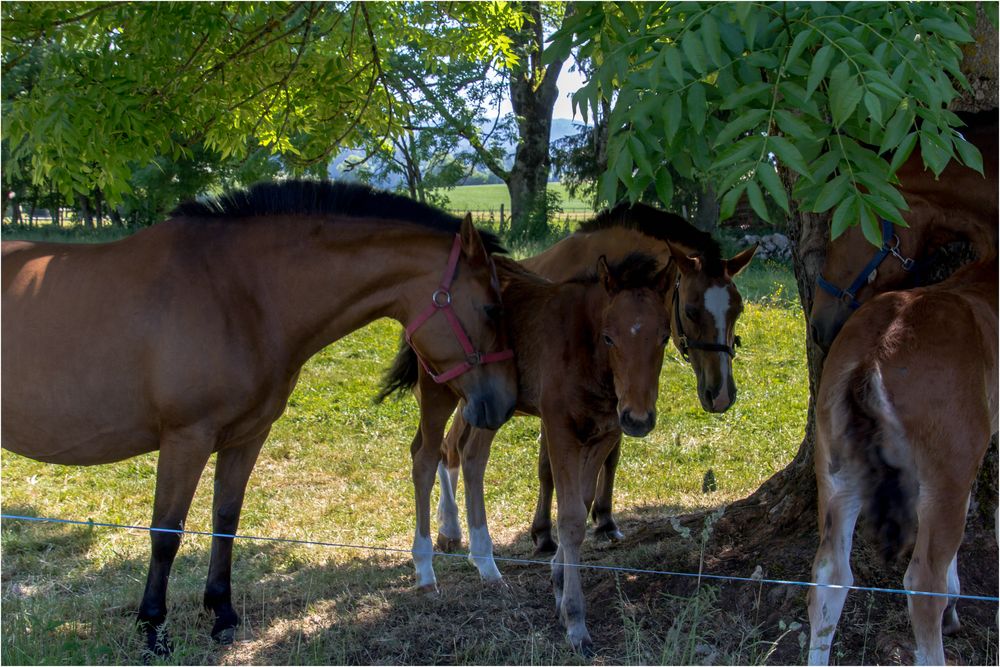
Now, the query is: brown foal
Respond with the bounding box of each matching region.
[2,181,517,656]
[807,257,997,665]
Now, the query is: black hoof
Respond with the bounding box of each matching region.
[210,608,240,645]
[580,639,596,659]
[532,534,558,556]
[138,621,172,660]
[593,525,624,542]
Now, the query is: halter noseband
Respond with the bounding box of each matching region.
[404,233,514,384]
[671,276,740,360]
[816,219,916,310]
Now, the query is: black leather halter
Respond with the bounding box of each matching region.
[671,276,740,360]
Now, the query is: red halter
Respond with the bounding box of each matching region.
[404,234,514,384]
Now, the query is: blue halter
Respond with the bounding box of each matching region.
[816,219,917,310]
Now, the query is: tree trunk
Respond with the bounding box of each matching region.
[77,194,93,229]
[693,184,720,232]
[505,2,571,240]
[93,188,103,227]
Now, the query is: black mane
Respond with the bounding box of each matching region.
[170,180,505,253]
[580,202,723,275]
[568,251,666,289]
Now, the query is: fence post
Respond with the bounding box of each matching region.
[500,203,505,232]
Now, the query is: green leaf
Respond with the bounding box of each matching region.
[921,17,974,42]
[879,105,915,155]
[682,30,708,74]
[828,62,863,128]
[756,161,790,214]
[769,136,813,180]
[888,132,919,175]
[773,109,815,141]
[662,94,683,143]
[719,182,746,221]
[687,82,707,134]
[953,134,984,175]
[664,46,685,85]
[785,27,816,66]
[628,135,655,177]
[830,194,860,239]
[859,200,882,247]
[720,81,771,110]
[813,173,850,213]
[701,14,725,68]
[919,130,953,176]
[745,179,770,222]
[710,135,763,172]
[805,44,835,99]
[655,168,674,207]
[714,109,768,147]
[863,91,883,127]
[862,192,907,226]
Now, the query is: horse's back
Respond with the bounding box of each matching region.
[522,228,668,281]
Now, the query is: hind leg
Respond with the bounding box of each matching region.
[203,433,268,645]
[590,437,624,542]
[905,496,969,665]
[530,426,559,554]
[807,473,863,666]
[138,427,215,657]
[436,413,467,552]
[941,493,970,636]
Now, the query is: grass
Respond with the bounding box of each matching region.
[434,183,593,214]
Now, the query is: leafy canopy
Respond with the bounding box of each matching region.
[550,2,990,244]
[1,1,525,206]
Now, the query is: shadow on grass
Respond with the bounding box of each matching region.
[2,502,996,665]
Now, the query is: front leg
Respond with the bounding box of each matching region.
[460,424,503,582]
[436,409,469,552]
[544,421,596,656]
[411,374,459,593]
[530,425,558,555]
[590,436,624,542]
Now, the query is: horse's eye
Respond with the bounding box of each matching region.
[484,304,503,321]
[660,333,670,346]
[602,333,615,347]
[685,305,700,321]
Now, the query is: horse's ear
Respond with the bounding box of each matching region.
[725,243,758,278]
[597,255,617,293]
[459,213,488,265]
[666,241,701,275]
[654,263,672,295]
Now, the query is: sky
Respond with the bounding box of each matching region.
[496,64,589,120]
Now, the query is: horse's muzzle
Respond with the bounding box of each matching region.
[620,409,655,437]
[462,390,516,431]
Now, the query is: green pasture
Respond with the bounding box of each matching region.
[1,224,810,664]
[436,183,593,214]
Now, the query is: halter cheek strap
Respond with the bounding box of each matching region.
[817,219,917,310]
[671,277,740,360]
[404,234,514,384]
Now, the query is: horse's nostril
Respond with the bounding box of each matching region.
[703,389,713,406]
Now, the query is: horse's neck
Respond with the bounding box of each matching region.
[505,279,610,406]
[225,219,445,367]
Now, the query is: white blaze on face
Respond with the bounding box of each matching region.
[704,286,730,347]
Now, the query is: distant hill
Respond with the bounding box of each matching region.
[329,118,587,188]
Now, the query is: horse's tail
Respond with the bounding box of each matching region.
[842,362,918,562]
[375,336,419,403]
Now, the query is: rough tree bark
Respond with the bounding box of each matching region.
[505,1,572,240]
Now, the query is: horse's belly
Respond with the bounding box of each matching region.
[2,414,159,465]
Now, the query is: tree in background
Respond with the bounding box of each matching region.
[554,1,995,548]
[392,1,574,240]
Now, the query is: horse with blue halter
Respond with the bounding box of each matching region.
[810,110,997,350]
[2,180,518,656]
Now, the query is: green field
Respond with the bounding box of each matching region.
[436,183,593,214]
[0,222,817,664]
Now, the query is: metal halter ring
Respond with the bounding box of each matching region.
[432,289,452,307]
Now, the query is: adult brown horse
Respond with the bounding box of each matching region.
[379,251,672,654]
[1,180,518,656]
[810,110,998,350]
[429,204,756,554]
[807,256,997,665]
